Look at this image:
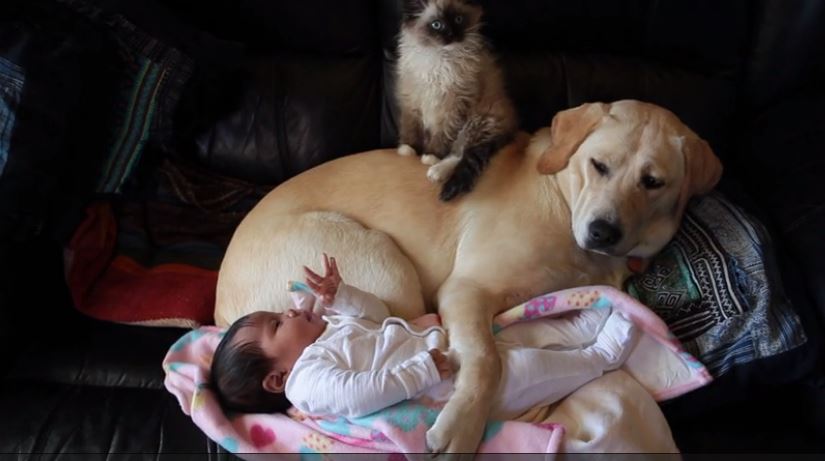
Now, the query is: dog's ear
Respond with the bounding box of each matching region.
[537,102,610,175]
[674,134,723,213]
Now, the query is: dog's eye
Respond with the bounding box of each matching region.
[454,15,464,24]
[641,175,665,190]
[430,20,444,30]
[591,159,609,176]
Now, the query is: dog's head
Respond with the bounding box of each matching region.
[532,100,722,258]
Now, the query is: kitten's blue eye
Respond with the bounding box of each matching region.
[430,20,444,30]
[454,15,464,24]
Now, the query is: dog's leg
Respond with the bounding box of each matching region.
[426,277,502,456]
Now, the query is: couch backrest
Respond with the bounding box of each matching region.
[379,0,751,154]
[149,0,383,184]
[154,0,825,187]
[7,0,825,189]
[745,0,825,109]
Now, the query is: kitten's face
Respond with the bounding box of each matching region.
[402,0,483,46]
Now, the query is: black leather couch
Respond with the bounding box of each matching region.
[2,0,825,456]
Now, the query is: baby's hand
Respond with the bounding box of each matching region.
[429,349,452,380]
[304,254,342,306]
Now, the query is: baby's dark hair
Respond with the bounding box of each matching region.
[211,313,292,413]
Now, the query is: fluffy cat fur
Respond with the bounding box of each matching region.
[396,0,517,201]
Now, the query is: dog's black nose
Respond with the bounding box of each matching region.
[587,219,622,249]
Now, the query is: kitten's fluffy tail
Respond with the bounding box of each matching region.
[439,133,515,202]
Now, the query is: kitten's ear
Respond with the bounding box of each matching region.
[403,0,427,16]
[537,102,610,175]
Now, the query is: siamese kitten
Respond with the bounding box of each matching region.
[396,0,517,201]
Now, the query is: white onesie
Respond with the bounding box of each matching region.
[285,283,637,420]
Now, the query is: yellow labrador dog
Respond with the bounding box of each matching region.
[215,100,722,454]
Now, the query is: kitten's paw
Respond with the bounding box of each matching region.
[427,157,461,184]
[420,154,440,166]
[397,144,416,156]
[426,165,448,183]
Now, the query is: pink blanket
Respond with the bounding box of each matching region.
[163,285,711,457]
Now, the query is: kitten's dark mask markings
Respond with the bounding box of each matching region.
[402,1,476,46]
[427,8,467,45]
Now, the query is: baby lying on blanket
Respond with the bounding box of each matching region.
[211,255,639,421]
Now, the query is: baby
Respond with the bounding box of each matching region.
[211,255,638,420]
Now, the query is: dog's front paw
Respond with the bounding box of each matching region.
[397,144,417,156]
[425,423,449,454]
[425,403,485,457]
[425,423,482,458]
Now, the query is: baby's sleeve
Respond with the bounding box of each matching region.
[285,350,441,419]
[325,283,391,322]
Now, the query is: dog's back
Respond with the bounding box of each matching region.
[214,137,537,326]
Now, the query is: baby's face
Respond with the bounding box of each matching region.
[233,309,326,373]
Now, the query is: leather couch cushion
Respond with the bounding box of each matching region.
[745,0,825,109]
[156,0,376,55]
[0,236,230,456]
[194,56,382,185]
[1,380,216,454]
[737,90,825,326]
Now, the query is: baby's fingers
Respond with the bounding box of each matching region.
[305,279,322,293]
[304,266,323,283]
[330,257,339,278]
[322,253,331,273]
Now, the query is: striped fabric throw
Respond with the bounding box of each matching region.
[627,192,806,377]
[59,0,194,194]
